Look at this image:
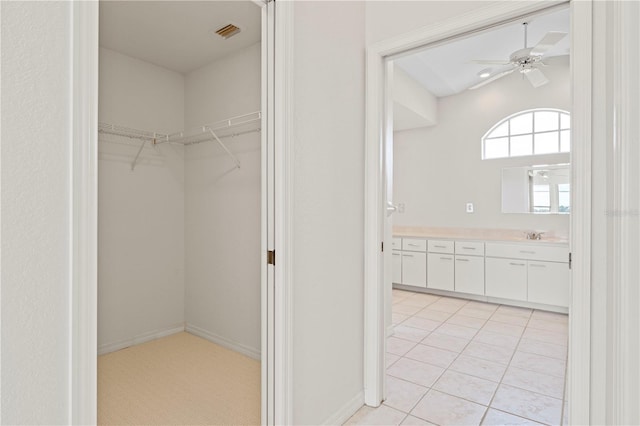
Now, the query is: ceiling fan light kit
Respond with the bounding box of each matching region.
[470,22,567,90]
[478,68,492,78]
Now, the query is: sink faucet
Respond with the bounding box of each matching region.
[526,231,545,240]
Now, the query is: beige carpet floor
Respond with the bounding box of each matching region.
[98,332,260,425]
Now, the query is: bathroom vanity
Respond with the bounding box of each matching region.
[392,230,570,313]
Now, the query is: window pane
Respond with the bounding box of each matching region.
[484,137,509,159]
[560,113,570,130]
[533,184,551,212]
[510,134,533,156]
[535,111,560,132]
[560,130,571,152]
[488,121,509,138]
[558,183,570,213]
[510,113,533,135]
[534,131,559,154]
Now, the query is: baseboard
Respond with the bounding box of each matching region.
[322,390,365,425]
[98,324,185,355]
[387,324,395,338]
[393,284,569,314]
[185,323,261,360]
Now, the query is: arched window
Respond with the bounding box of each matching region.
[482,109,570,159]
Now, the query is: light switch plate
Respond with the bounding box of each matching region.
[466,203,474,213]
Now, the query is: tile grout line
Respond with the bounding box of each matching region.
[479,307,534,425]
[387,297,566,422]
[388,293,568,426]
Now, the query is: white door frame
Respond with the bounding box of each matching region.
[363,2,592,425]
[69,1,294,424]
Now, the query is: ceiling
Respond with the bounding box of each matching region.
[99,1,261,74]
[394,7,570,97]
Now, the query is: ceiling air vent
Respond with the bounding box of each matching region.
[215,24,241,39]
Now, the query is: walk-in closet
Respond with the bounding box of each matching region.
[96,2,263,424]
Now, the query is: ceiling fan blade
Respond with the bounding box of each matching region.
[468,68,515,90]
[470,59,511,65]
[530,31,567,56]
[525,68,549,88]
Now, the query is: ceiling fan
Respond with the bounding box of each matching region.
[469,22,567,90]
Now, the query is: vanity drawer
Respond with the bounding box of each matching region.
[455,241,485,256]
[403,238,427,252]
[485,243,568,262]
[428,240,454,254]
[391,237,402,249]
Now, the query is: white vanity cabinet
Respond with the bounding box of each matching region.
[528,261,570,306]
[401,251,427,287]
[485,242,569,308]
[454,241,485,295]
[485,257,528,301]
[455,255,485,295]
[427,240,454,291]
[392,237,427,288]
[393,235,569,311]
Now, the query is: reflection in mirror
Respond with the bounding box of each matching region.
[502,164,570,214]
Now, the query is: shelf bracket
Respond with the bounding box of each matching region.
[131,140,147,171]
[206,127,241,169]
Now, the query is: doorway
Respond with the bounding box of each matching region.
[70,0,280,424]
[95,2,266,424]
[363,2,592,425]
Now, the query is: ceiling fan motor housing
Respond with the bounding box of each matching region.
[510,48,542,65]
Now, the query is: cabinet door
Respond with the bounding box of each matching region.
[455,255,485,295]
[485,257,527,301]
[392,250,402,284]
[427,253,454,291]
[528,261,570,307]
[402,252,427,287]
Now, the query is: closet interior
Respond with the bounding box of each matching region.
[96,2,262,424]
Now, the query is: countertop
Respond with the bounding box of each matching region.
[393,226,569,244]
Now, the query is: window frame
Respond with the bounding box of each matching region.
[482,108,571,160]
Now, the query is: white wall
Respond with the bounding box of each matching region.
[97,48,185,352]
[366,1,497,45]
[291,2,366,424]
[1,2,72,423]
[393,66,438,130]
[393,56,570,236]
[2,1,639,425]
[183,43,261,357]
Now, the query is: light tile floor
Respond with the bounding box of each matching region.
[346,290,569,426]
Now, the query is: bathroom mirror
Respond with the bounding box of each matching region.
[502,164,570,214]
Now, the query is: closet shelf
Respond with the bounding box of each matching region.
[162,111,261,146]
[98,123,169,143]
[98,111,261,171]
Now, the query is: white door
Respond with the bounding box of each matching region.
[262,0,275,423]
[392,251,402,284]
